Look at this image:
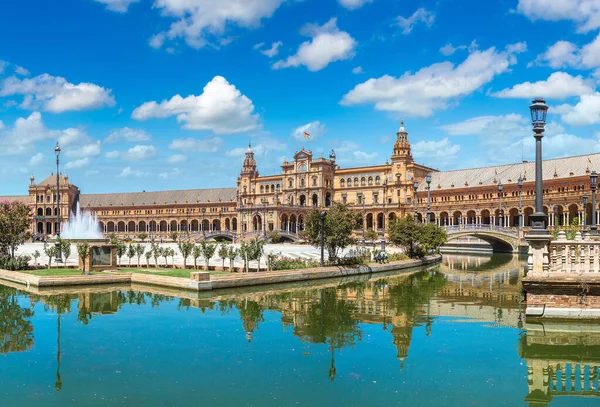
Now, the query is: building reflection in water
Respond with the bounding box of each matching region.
[520,321,600,406]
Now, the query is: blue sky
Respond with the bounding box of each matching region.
[1,0,600,194]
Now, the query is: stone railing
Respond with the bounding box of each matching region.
[443,224,520,238]
[549,231,600,274]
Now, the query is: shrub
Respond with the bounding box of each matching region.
[0,254,31,271]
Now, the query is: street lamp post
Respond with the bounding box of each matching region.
[591,171,598,235]
[54,142,62,262]
[186,208,190,240]
[381,179,387,251]
[413,179,419,221]
[201,207,206,237]
[320,211,327,267]
[518,175,523,230]
[528,97,549,232]
[426,173,432,224]
[582,195,588,232]
[263,200,267,236]
[361,202,365,250]
[497,181,503,227]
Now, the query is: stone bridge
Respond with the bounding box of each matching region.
[443,225,523,253]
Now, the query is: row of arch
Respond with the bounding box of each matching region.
[340,176,382,188]
[99,218,239,233]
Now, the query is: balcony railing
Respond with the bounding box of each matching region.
[549,231,600,274]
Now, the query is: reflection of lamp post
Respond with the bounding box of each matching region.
[583,195,589,232]
[426,173,432,224]
[497,181,503,227]
[55,142,62,262]
[529,97,549,232]
[413,179,419,220]
[518,175,523,230]
[320,211,327,267]
[591,171,598,235]
[55,311,62,392]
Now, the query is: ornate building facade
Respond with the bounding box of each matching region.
[1,122,599,240]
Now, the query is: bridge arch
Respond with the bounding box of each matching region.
[444,225,519,253]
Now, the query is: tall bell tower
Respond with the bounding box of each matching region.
[391,121,412,162]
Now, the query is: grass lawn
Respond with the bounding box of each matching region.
[21,268,101,276]
[117,267,230,278]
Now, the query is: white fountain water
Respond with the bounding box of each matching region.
[61,202,104,239]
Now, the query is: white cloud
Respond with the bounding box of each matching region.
[15,66,29,76]
[0,73,115,113]
[94,0,139,12]
[440,40,480,56]
[159,168,182,179]
[166,154,188,163]
[148,0,286,50]
[0,112,54,155]
[0,61,6,75]
[28,153,44,166]
[352,66,364,74]
[396,8,435,34]
[532,34,600,69]
[132,76,260,134]
[492,72,593,99]
[66,141,101,158]
[440,114,528,136]
[105,151,120,159]
[272,18,356,72]
[254,42,265,50]
[341,44,523,117]
[64,157,91,170]
[107,145,158,160]
[440,43,461,56]
[118,166,149,177]
[0,120,4,129]
[352,151,378,162]
[517,0,600,33]
[291,121,326,141]
[106,127,151,143]
[338,0,372,10]
[556,92,600,125]
[412,138,460,168]
[169,137,223,152]
[260,41,282,57]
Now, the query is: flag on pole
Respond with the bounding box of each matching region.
[303,131,311,139]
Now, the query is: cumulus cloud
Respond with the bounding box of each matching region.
[555,93,600,125]
[166,154,188,163]
[169,137,223,152]
[272,18,356,72]
[148,0,286,50]
[0,73,115,113]
[352,66,364,74]
[492,72,593,99]
[132,76,260,134]
[341,44,524,117]
[396,8,435,34]
[106,145,158,160]
[338,0,373,10]
[14,66,29,76]
[532,34,600,69]
[94,0,139,12]
[159,168,182,179]
[412,138,460,168]
[118,166,149,177]
[291,121,326,141]
[517,0,600,33]
[106,127,151,143]
[66,141,101,159]
[440,114,529,136]
[64,157,91,170]
[0,112,54,155]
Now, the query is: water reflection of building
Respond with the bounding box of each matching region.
[519,322,600,406]
[78,292,120,316]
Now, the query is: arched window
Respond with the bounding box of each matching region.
[260,185,264,193]
[376,176,381,185]
[312,177,317,186]
[340,179,345,187]
[301,178,305,187]
[354,177,359,187]
[368,176,373,185]
[276,184,280,192]
[288,179,293,188]
[271,185,275,193]
[361,177,366,186]
[347,178,352,187]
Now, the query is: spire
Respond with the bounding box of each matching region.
[398,120,407,134]
[392,121,412,160]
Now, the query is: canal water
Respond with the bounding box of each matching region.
[1,254,598,406]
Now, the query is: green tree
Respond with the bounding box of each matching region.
[0,201,32,259]
[420,223,448,254]
[76,242,90,275]
[192,244,202,270]
[238,241,251,272]
[199,240,216,271]
[58,239,71,265]
[109,234,119,245]
[304,203,359,262]
[44,243,57,269]
[138,233,148,242]
[152,244,160,267]
[387,216,422,258]
[249,239,265,271]
[218,242,229,270]
[268,231,281,243]
[127,244,135,266]
[227,246,238,272]
[144,250,152,267]
[178,242,194,268]
[169,231,179,242]
[33,250,40,267]
[0,286,34,355]
[364,229,379,248]
[115,242,126,266]
[161,247,169,266]
[135,243,145,266]
[169,248,176,265]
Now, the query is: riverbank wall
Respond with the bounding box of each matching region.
[0,255,441,293]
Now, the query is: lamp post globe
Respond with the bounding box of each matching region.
[529,97,549,232]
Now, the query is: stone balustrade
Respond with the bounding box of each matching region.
[549,231,600,274]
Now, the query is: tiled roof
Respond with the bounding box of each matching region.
[35,174,71,187]
[418,152,600,191]
[79,188,238,208]
[0,195,29,203]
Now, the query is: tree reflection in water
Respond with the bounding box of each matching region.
[0,286,34,355]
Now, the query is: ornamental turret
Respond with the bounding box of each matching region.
[240,142,258,178]
[392,121,412,160]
